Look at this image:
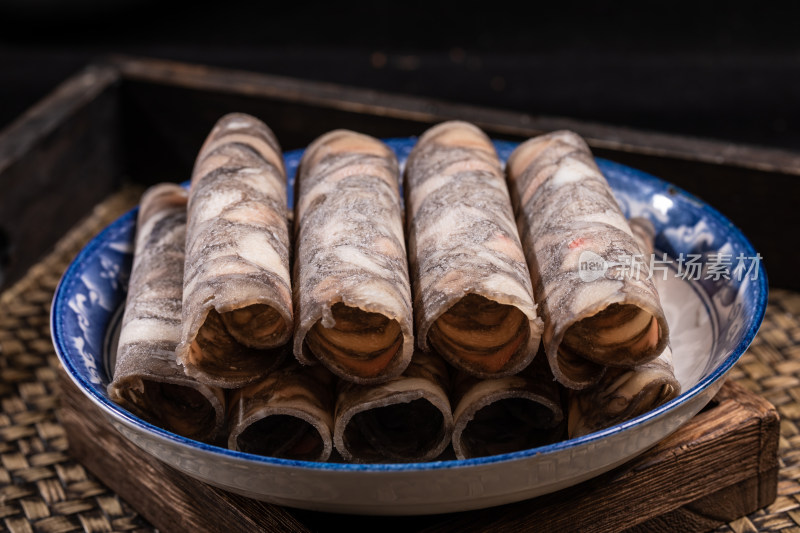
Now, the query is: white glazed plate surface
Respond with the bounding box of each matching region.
[51,138,767,515]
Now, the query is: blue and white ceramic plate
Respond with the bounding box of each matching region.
[51,138,767,515]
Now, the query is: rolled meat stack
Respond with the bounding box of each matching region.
[108,117,681,464]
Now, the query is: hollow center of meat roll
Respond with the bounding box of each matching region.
[306,302,403,379]
[236,415,325,461]
[561,303,661,367]
[221,303,289,349]
[141,381,217,441]
[460,397,560,458]
[189,308,284,381]
[428,294,529,374]
[343,398,445,462]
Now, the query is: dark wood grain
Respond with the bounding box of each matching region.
[0,56,795,288]
[0,64,122,290]
[109,56,797,290]
[58,370,310,533]
[57,367,778,533]
[625,476,779,533]
[111,56,800,176]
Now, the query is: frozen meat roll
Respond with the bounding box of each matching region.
[567,213,679,437]
[450,354,563,459]
[109,184,226,442]
[333,350,452,463]
[506,130,670,389]
[228,360,335,461]
[404,121,543,378]
[293,130,414,384]
[177,113,293,388]
[568,346,680,438]
[628,216,657,256]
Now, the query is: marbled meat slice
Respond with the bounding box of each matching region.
[506,130,669,389]
[109,183,226,442]
[293,130,413,384]
[404,121,543,378]
[177,113,293,388]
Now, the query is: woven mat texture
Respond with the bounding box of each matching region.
[0,189,798,533]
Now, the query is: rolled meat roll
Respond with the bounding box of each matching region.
[333,350,452,463]
[568,346,680,438]
[450,355,563,459]
[293,130,413,383]
[228,360,335,461]
[567,213,679,437]
[109,184,226,442]
[405,121,543,378]
[506,130,669,389]
[177,113,293,388]
[628,216,657,256]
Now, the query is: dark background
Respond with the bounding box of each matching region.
[1,2,798,289]
[2,2,799,151]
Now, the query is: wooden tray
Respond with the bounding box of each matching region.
[0,56,783,531]
[0,56,798,291]
[58,367,778,533]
